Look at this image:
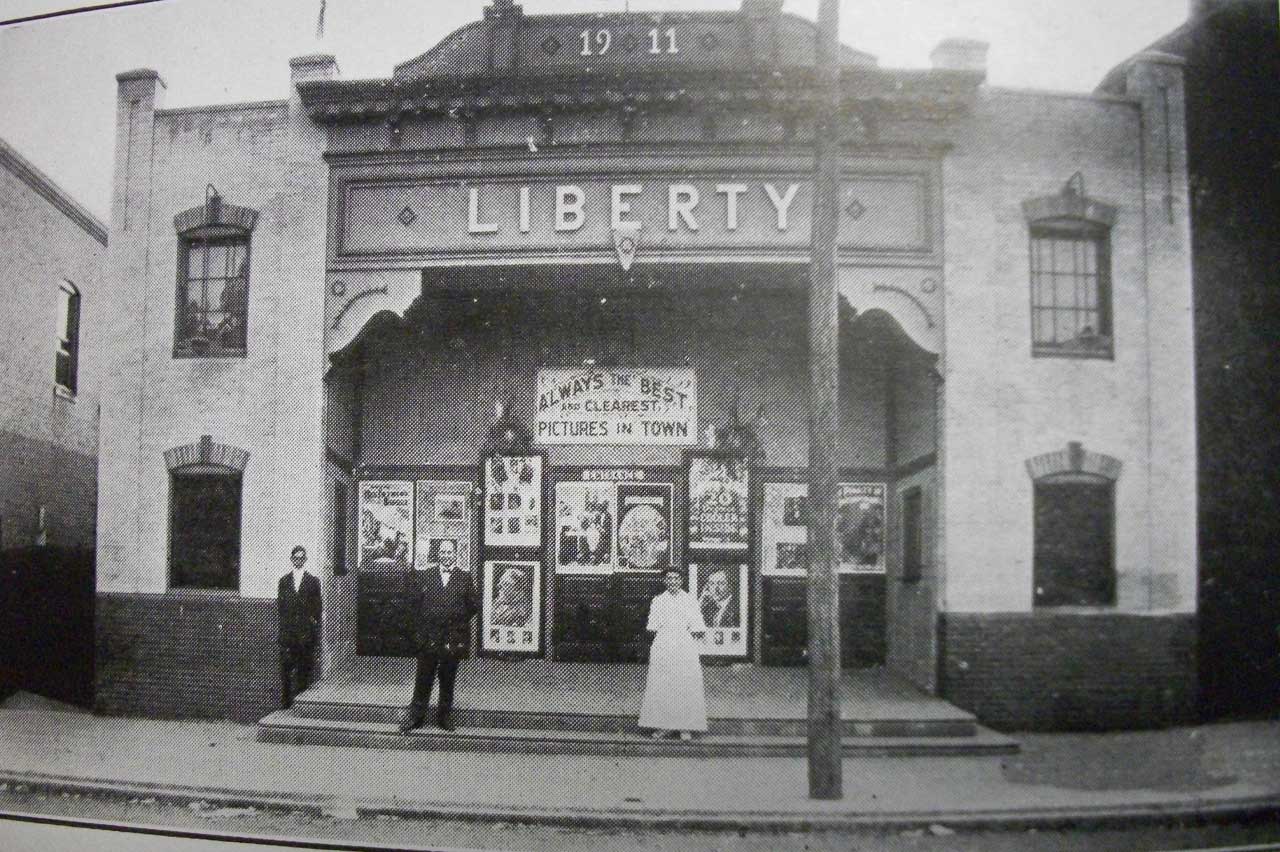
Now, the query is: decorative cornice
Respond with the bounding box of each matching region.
[0,135,107,246]
[299,67,982,126]
[165,435,250,473]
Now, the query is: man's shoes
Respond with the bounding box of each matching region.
[437,716,456,732]
[398,714,422,734]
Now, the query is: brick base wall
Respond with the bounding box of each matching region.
[939,612,1198,731]
[95,593,283,723]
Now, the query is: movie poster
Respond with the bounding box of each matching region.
[690,563,749,657]
[413,480,473,572]
[358,480,412,570]
[482,559,541,654]
[483,455,542,549]
[616,483,674,572]
[554,481,616,574]
[686,454,749,552]
[837,482,886,573]
[761,481,809,577]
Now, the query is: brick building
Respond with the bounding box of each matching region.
[95,0,1197,731]
[1097,0,1279,719]
[0,136,107,551]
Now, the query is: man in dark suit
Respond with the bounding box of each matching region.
[400,538,478,733]
[278,545,322,709]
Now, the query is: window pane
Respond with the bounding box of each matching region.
[205,244,229,278]
[1083,240,1097,274]
[187,243,207,279]
[57,287,72,336]
[1053,273,1074,309]
[1082,277,1098,309]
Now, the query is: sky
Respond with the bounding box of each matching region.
[0,0,1189,221]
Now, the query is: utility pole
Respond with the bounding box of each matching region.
[806,0,843,801]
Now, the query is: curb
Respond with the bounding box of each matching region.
[1,769,1278,833]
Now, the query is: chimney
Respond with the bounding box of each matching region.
[929,38,989,75]
[290,54,339,84]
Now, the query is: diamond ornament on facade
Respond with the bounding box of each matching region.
[398,206,416,226]
[541,34,562,56]
[844,198,867,220]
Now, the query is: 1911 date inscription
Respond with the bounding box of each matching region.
[580,27,679,57]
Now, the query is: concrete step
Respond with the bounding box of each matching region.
[257,710,1019,757]
[287,700,979,738]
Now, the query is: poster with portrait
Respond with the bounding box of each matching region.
[686,453,749,553]
[358,480,412,570]
[483,454,542,549]
[761,481,810,577]
[554,481,617,574]
[689,563,750,658]
[413,480,473,572]
[616,483,674,572]
[482,559,541,654]
[837,482,887,573]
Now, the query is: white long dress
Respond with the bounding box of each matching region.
[638,589,708,732]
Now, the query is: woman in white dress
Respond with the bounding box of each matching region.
[638,567,708,740]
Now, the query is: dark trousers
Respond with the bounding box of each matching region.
[279,643,315,709]
[409,652,459,722]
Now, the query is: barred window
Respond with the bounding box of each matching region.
[176,237,249,356]
[55,280,81,393]
[1030,223,1111,357]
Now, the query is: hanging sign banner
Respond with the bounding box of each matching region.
[535,367,697,446]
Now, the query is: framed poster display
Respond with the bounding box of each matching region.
[358,480,412,570]
[758,481,886,574]
[761,481,809,577]
[689,563,750,658]
[413,480,474,572]
[483,454,543,549]
[554,481,616,574]
[837,483,886,573]
[482,559,542,654]
[616,482,674,572]
[685,452,750,553]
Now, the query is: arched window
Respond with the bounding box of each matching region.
[1026,442,1122,607]
[1023,175,1117,359]
[173,192,257,357]
[55,280,80,394]
[165,436,250,590]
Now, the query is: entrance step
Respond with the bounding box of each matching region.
[259,657,1018,756]
[256,711,1019,757]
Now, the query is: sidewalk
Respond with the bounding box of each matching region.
[0,693,1277,830]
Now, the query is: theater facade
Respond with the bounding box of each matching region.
[95,0,1197,731]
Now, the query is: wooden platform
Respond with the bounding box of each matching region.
[258,657,1018,757]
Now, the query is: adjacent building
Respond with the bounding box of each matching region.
[0,136,107,551]
[1098,0,1280,719]
[94,0,1197,730]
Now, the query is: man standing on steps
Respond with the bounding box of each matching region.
[278,545,322,709]
[400,538,478,733]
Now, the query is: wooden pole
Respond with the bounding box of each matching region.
[807,0,843,801]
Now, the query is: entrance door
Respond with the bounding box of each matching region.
[549,466,676,663]
[762,575,886,667]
